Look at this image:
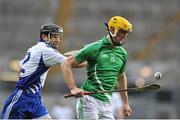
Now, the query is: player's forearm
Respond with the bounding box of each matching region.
[61,61,77,90]
[118,73,129,104]
[120,91,129,105]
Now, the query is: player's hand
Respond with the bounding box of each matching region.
[122,104,132,117]
[70,87,84,98]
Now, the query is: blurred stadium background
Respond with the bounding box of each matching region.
[0,0,180,119]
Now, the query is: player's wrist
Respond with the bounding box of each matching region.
[69,84,77,90]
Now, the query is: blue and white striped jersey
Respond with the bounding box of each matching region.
[16,40,66,96]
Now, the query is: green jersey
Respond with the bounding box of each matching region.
[75,36,128,102]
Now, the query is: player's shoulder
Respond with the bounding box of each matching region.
[39,42,56,51]
[118,46,128,55]
[30,42,58,55]
[83,40,103,51]
[121,46,127,54]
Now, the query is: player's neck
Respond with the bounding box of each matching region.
[106,35,115,47]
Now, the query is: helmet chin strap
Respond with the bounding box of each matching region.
[105,23,123,46]
[47,33,51,43]
[46,33,56,49]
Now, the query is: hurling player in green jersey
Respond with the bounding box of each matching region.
[61,16,133,119]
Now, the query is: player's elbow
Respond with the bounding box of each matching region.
[61,59,72,71]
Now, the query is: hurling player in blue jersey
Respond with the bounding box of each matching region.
[1,23,84,119]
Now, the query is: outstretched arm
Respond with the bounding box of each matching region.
[61,56,84,96]
[64,55,87,68]
[117,72,132,117]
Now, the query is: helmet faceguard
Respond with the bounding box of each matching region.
[40,23,63,49]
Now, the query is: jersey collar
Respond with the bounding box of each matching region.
[102,36,110,44]
[102,36,122,49]
[39,39,56,49]
[102,36,114,48]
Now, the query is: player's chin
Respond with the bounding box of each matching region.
[55,45,59,49]
[53,43,59,49]
[114,38,121,43]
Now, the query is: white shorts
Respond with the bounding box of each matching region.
[76,95,114,120]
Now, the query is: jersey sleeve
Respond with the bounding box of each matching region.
[42,48,66,66]
[74,43,98,63]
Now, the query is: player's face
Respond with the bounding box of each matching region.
[49,34,62,49]
[113,29,129,45]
